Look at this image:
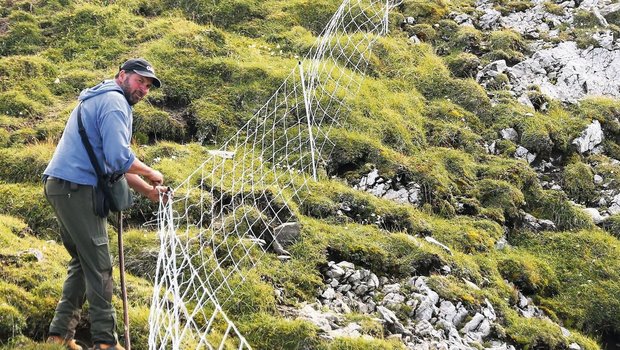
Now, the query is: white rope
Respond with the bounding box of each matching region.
[149,1,403,348]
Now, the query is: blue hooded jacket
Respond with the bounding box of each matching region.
[44,80,136,186]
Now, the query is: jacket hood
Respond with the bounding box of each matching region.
[78,79,124,102]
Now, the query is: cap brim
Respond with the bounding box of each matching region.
[133,70,162,88]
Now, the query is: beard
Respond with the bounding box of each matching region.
[120,79,143,106]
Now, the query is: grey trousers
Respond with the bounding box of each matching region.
[45,178,117,344]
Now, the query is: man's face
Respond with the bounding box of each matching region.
[118,71,154,105]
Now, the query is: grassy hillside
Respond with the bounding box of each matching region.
[1,0,619,349]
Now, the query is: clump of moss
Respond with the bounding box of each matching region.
[561,159,596,204]
[324,129,397,179]
[406,23,437,42]
[451,26,483,53]
[431,216,504,254]
[400,0,448,24]
[512,229,620,338]
[526,188,594,231]
[497,250,559,296]
[239,312,320,350]
[601,214,620,239]
[326,337,405,350]
[133,103,186,143]
[426,274,485,307]
[474,178,525,223]
[543,1,565,16]
[445,52,480,78]
[574,97,620,137]
[413,53,492,118]
[573,9,603,29]
[504,309,568,349]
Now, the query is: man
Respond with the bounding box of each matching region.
[43,58,167,350]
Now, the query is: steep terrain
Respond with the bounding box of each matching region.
[1,0,620,349]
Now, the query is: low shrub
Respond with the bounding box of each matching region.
[497,250,559,296]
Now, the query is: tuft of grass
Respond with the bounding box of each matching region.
[0,144,54,183]
[497,249,559,296]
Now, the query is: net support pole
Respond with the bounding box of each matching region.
[298,61,318,181]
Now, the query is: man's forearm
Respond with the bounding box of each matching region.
[128,158,155,177]
[126,173,152,196]
[127,158,164,185]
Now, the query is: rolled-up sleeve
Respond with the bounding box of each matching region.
[99,110,135,174]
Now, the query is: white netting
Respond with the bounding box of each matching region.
[148,1,402,348]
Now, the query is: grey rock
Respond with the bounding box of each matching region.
[322,287,336,300]
[573,120,604,154]
[377,306,411,336]
[327,264,345,279]
[383,283,401,294]
[569,343,582,350]
[368,273,380,290]
[594,174,603,184]
[584,208,605,224]
[347,270,362,285]
[515,146,537,164]
[367,169,379,187]
[328,322,363,339]
[273,222,300,247]
[298,304,337,332]
[384,188,410,204]
[371,183,386,197]
[336,261,355,270]
[561,326,571,337]
[354,283,369,296]
[438,301,457,322]
[461,313,485,333]
[500,128,519,142]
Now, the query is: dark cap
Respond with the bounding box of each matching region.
[120,58,162,88]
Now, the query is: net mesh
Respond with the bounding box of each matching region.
[148,1,402,348]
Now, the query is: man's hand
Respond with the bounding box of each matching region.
[145,185,173,203]
[146,169,164,186]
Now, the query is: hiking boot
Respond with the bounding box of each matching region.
[92,343,126,350]
[46,335,83,350]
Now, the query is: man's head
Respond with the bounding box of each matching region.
[115,58,162,105]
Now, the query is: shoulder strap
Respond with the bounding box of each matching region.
[76,103,105,179]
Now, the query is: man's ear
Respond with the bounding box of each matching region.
[117,70,128,82]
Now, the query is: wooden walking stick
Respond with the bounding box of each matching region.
[117,211,131,350]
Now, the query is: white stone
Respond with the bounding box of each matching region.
[500,128,519,142]
[583,208,604,224]
[366,169,379,187]
[573,120,604,154]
